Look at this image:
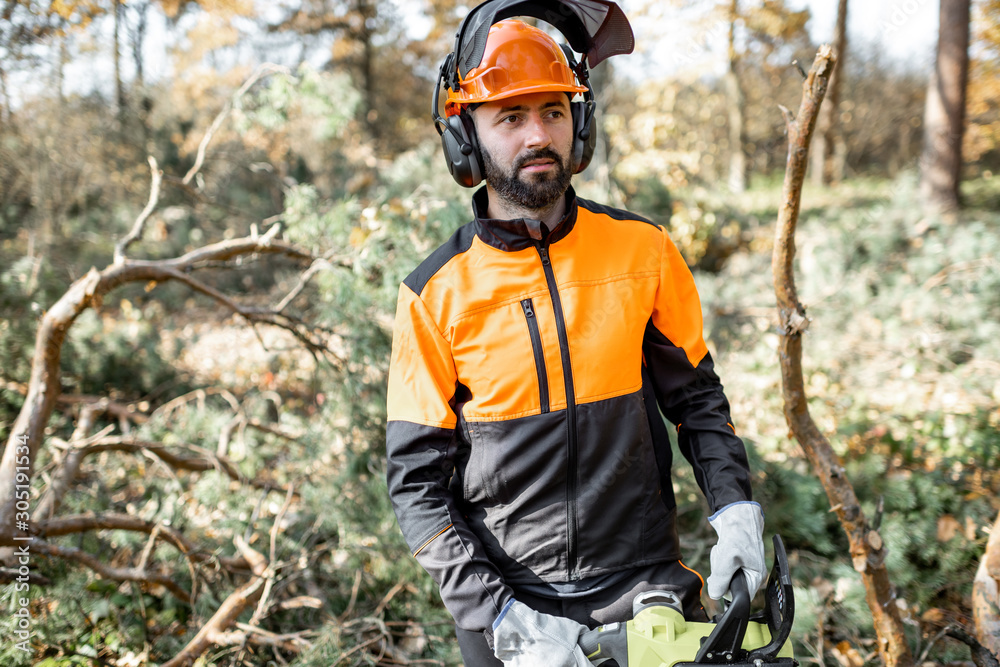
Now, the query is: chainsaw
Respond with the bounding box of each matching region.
[580,536,797,667]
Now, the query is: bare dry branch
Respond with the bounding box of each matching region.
[59,436,293,494]
[0,235,313,543]
[183,63,291,186]
[31,537,191,602]
[275,258,332,313]
[37,398,135,521]
[154,387,240,421]
[161,536,270,667]
[2,387,151,427]
[229,623,313,652]
[373,582,414,617]
[37,512,250,571]
[115,156,163,264]
[246,418,302,442]
[0,567,51,585]
[339,569,363,622]
[771,45,913,667]
[267,596,324,613]
[946,625,1000,667]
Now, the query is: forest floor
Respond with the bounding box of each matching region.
[2,173,998,667]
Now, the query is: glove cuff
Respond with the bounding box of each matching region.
[708,500,763,525]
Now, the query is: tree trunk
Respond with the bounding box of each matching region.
[810,0,848,186]
[114,0,126,122]
[771,45,914,667]
[56,33,67,102]
[130,1,149,90]
[0,63,10,125]
[358,0,378,143]
[919,0,970,213]
[726,0,747,193]
[973,508,1000,655]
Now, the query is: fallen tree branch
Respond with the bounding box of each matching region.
[115,156,163,264]
[37,512,249,572]
[0,236,313,544]
[232,623,314,652]
[45,436,294,493]
[0,567,51,585]
[31,537,191,602]
[161,536,270,667]
[154,387,241,420]
[946,625,1000,667]
[770,45,914,667]
[55,394,150,426]
[37,399,136,521]
[246,418,302,442]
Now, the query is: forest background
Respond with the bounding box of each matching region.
[1,0,999,665]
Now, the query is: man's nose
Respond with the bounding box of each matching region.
[523,114,553,148]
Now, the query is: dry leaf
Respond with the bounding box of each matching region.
[832,640,865,667]
[937,514,961,542]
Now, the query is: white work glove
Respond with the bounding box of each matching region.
[492,599,592,667]
[707,501,767,600]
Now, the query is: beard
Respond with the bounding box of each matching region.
[481,145,573,212]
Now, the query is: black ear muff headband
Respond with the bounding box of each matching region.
[432,0,634,188]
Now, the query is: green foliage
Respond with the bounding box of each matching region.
[239,65,360,143]
[694,174,1000,662]
[60,305,185,400]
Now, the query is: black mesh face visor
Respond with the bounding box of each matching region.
[447,0,634,89]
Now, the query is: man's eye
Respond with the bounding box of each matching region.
[502,115,520,123]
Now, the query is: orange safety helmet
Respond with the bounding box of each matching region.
[444,19,587,117]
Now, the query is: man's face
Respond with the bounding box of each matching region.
[473,91,575,211]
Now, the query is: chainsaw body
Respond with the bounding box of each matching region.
[581,536,796,667]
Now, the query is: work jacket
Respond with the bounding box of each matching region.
[385,186,752,633]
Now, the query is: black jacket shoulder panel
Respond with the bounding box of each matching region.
[577,197,659,228]
[403,222,478,297]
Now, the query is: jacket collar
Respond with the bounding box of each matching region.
[471,186,578,252]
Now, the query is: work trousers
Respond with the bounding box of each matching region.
[455,559,707,666]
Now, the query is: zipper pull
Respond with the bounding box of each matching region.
[539,246,550,266]
[521,299,535,317]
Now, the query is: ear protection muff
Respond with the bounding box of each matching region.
[432,44,598,188]
[440,109,485,189]
[561,44,598,174]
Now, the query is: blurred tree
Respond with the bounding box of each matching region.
[920,0,971,212]
[264,0,428,155]
[113,0,125,123]
[726,0,747,193]
[810,0,848,186]
[965,0,1000,168]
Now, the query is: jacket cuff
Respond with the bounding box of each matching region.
[414,523,513,632]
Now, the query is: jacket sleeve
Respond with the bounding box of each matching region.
[641,228,753,513]
[385,282,513,633]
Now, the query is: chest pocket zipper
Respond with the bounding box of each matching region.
[520,298,550,414]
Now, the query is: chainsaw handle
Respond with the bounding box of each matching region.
[580,621,628,666]
[694,571,751,663]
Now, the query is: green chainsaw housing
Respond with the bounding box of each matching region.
[585,604,794,667]
[582,535,796,667]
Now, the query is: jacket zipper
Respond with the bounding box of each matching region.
[536,244,580,580]
[520,298,550,414]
